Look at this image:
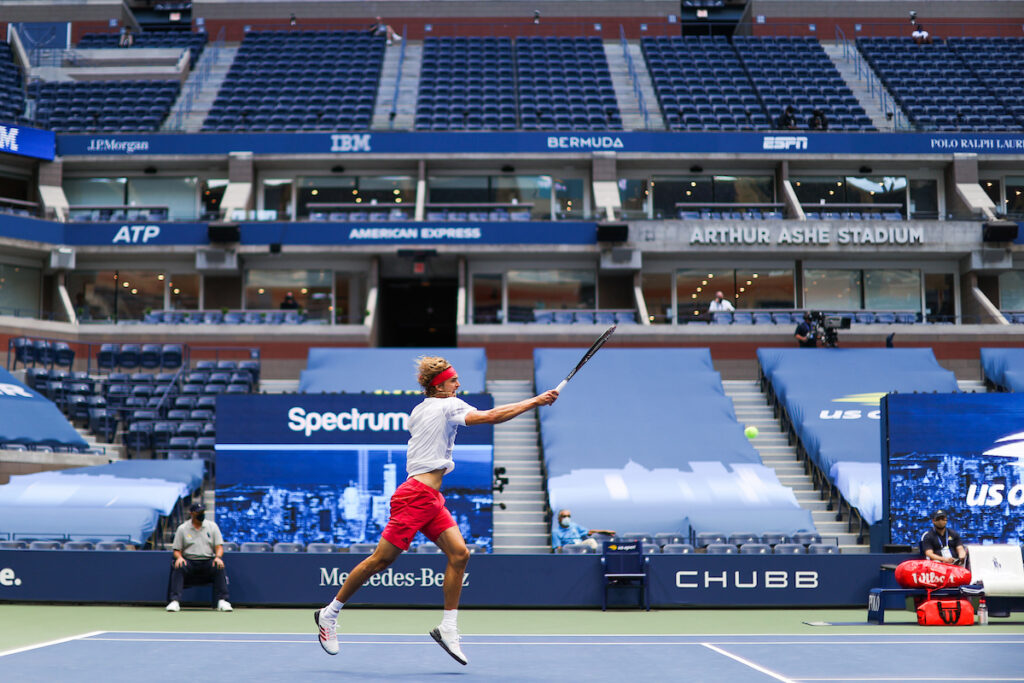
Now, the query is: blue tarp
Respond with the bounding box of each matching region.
[534,348,761,477]
[68,461,205,492]
[0,368,88,448]
[758,348,958,523]
[980,348,1024,392]
[549,461,815,537]
[0,505,159,545]
[298,348,487,394]
[0,472,188,516]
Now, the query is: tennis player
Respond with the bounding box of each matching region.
[315,356,558,665]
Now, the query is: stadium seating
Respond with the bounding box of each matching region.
[299,347,486,394]
[516,37,622,131]
[0,42,25,124]
[415,37,517,131]
[947,38,1024,129]
[857,37,1020,131]
[536,348,816,540]
[203,30,385,132]
[981,348,1024,392]
[29,80,181,133]
[77,29,207,65]
[642,35,766,131]
[758,348,959,524]
[733,36,873,131]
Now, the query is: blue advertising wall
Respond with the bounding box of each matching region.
[3,217,597,247]
[0,121,55,161]
[215,394,495,550]
[881,393,1024,548]
[56,131,1024,157]
[0,549,914,607]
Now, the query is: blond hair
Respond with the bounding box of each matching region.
[416,355,451,396]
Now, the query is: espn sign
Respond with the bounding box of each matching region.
[0,125,19,152]
[763,135,808,151]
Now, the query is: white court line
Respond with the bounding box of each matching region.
[796,678,1024,682]
[0,631,106,658]
[86,637,708,645]
[85,630,1024,639]
[703,643,797,683]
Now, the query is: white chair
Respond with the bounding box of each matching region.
[967,544,1024,597]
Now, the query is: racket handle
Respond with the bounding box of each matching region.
[554,379,568,393]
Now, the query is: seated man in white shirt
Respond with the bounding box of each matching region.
[708,291,735,313]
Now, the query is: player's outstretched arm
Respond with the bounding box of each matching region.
[465,390,558,425]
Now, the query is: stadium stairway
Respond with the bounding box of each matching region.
[74,425,124,459]
[957,378,988,393]
[603,40,664,130]
[821,41,904,131]
[163,45,239,132]
[371,41,421,130]
[488,379,550,553]
[723,379,868,553]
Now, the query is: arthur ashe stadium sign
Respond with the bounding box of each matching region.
[689,225,924,246]
[55,131,1024,157]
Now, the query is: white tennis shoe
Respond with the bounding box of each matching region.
[430,625,468,665]
[165,600,180,612]
[315,608,339,655]
[216,600,233,612]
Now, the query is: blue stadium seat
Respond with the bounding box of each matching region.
[773,543,807,554]
[705,543,738,554]
[740,543,772,554]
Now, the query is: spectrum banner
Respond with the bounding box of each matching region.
[214,394,495,551]
[882,393,1024,547]
[56,131,1024,158]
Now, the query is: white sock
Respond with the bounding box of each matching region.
[441,608,457,630]
[323,598,344,620]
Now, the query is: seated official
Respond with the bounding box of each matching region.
[552,509,615,552]
[166,502,232,612]
[920,509,967,565]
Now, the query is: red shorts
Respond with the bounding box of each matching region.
[381,478,457,551]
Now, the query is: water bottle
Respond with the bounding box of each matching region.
[979,598,989,625]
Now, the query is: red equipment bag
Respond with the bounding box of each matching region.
[894,559,972,590]
[916,598,974,626]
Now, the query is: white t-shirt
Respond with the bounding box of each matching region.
[404,396,475,476]
[912,29,929,41]
[709,299,735,312]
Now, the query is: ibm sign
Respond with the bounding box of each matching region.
[0,123,56,160]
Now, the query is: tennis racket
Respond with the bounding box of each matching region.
[553,324,617,392]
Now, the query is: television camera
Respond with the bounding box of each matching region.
[807,311,851,348]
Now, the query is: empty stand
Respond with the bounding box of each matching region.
[298,347,486,394]
[0,42,25,124]
[535,348,815,541]
[857,38,1019,131]
[29,80,181,133]
[77,29,207,65]
[733,36,873,131]
[415,37,517,131]
[203,30,385,132]
[642,36,765,131]
[947,38,1024,129]
[758,348,959,526]
[517,37,622,131]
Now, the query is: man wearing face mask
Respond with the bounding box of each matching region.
[166,502,232,612]
[552,509,615,552]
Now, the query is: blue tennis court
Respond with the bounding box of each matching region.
[3,631,1023,682]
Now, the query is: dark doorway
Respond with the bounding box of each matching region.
[378,278,458,347]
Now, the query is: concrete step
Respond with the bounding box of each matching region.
[821,41,904,131]
[493,546,550,554]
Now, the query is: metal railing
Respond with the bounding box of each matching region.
[619,25,651,130]
[387,25,408,130]
[834,25,910,131]
[167,26,226,132]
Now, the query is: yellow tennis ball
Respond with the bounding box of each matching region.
[744,425,759,439]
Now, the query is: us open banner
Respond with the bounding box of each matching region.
[215,394,494,550]
[882,393,1024,547]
